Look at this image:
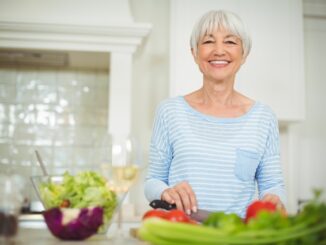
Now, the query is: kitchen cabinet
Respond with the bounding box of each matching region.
[169,0,305,122]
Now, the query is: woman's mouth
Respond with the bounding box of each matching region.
[209,60,229,64]
[209,60,230,67]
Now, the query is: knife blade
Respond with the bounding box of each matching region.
[149,199,211,222]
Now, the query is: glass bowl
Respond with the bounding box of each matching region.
[31,172,127,237]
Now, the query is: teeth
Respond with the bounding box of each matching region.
[210,60,228,64]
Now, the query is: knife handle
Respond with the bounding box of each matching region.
[149,200,177,210]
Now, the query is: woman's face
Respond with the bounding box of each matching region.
[193,28,246,83]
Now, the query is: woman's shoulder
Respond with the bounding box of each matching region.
[156,96,184,111]
[252,101,278,126]
[223,91,277,121]
[153,96,186,123]
[254,102,276,116]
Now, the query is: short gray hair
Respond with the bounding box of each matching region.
[190,10,252,57]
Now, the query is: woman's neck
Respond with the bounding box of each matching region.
[200,78,238,106]
[184,75,254,118]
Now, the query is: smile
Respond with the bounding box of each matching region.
[209,60,230,65]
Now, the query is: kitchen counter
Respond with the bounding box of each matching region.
[13,228,146,245]
[11,215,146,245]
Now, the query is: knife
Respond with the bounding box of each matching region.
[149,199,211,222]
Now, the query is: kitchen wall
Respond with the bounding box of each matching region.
[0,0,151,217]
[296,15,326,202]
[275,4,326,209]
[129,0,170,215]
[169,0,305,122]
[0,66,109,198]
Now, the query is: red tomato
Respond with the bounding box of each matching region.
[245,200,277,223]
[142,209,167,220]
[60,199,71,208]
[165,210,190,223]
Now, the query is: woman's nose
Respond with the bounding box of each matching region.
[213,43,226,55]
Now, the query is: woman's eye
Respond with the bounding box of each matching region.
[202,40,214,44]
[225,40,236,45]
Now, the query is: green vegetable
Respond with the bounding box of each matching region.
[139,189,326,245]
[246,211,291,231]
[139,218,326,245]
[39,171,117,232]
[203,212,245,234]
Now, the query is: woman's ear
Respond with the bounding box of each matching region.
[191,48,198,64]
[240,43,247,64]
[241,53,247,65]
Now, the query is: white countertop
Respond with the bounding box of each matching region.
[13,228,145,245]
[12,215,145,245]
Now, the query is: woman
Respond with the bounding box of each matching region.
[144,10,286,218]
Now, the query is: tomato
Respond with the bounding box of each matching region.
[142,209,167,220]
[165,210,190,223]
[60,199,71,208]
[142,209,198,224]
[245,200,277,223]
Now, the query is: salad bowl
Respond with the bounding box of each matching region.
[31,171,127,240]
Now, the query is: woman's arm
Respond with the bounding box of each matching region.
[144,102,172,201]
[144,101,198,213]
[256,112,287,213]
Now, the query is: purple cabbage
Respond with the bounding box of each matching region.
[43,207,104,240]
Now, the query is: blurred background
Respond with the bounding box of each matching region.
[0,0,325,218]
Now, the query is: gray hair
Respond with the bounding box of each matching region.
[190,10,252,57]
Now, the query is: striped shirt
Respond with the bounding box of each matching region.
[144,96,286,218]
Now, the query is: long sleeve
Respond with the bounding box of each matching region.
[144,102,173,201]
[256,113,286,205]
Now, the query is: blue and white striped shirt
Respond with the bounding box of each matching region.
[144,96,286,218]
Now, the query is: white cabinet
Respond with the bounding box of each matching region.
[169,0,305,122]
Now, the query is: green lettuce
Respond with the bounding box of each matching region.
[39,171,117,232]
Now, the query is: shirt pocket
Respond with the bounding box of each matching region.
[235,149,260,181]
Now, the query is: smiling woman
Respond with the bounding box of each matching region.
[144,9,286,219]
[186,10,254,119]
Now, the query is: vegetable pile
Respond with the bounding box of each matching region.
[139,190,326,245]
[39,171,118,235]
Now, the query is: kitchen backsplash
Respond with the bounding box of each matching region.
[0,66,109,188]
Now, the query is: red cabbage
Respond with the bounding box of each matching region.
[43,207,103,240]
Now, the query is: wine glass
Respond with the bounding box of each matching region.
[98,133,142,237]
[108,135,140,193]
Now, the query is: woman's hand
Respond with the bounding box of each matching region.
[262,193,287,216]
[161,181,197,215]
